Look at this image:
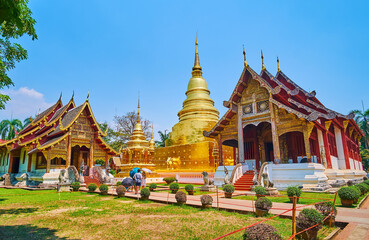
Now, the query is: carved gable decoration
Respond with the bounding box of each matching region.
[241,79,269,104]
[49,137,68,160]
[94,141,106,161]
[71,110,94,140]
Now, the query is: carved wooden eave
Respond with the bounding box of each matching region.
[18,127,55,147]
[276,71,317,98]
[96,135,118,155]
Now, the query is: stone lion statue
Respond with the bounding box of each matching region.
[262,173,273,188]
[202,171,214,186]
[15,173,28,187]
[224,166,230,185]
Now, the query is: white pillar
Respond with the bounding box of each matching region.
[334,126,346,169]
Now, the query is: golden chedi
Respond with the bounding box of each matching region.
[154,37,234,172]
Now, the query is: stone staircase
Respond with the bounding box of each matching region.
[84,176,101,186]
[234,170,254,191]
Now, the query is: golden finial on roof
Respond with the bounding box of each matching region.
[277,56,281,72]
[137,94,141,124]
[72,90,74,99]
[86,91,89,101]
[59,118,64,130]
[59,92,62,101]
[261,50,265,71]
[243,45,247,67]
[192,33,202,77]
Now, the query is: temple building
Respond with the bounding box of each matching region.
[153,37,235,175]
[0,94,117,185]
[204,48,366,190]
[115,100,156,177]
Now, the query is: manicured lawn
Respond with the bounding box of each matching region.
[233,191,369,207]
[0,188,336,239]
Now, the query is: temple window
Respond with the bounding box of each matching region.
[327,126,338,157]
[50,157,66,166]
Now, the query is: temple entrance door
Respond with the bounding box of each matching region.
[265,142,274,162]
[11,157,20,173]
[71,145,90,174]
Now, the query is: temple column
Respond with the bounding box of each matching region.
[237,103,244,164]
[334,126,346,169]
[269,101,281,163]
[66,133,71,167]
[89,139,94,168]
[218,135,223,166]
[8,151,13,173]
[302,125,312,162]
[322,131,332,169]
[317,128,327,168]
[46,150,51,173]
[340,128,350,169]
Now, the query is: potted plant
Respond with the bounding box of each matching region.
[116,181,122,186]
[314,202,337,226]
[296,208,323,240]
[351,186,361,204]
[254,186,267,198]
[223,184,235,198]
[71,182,80,191]
[287,186,302,203]
[243,223,282,240]
[87,183,97,192]
[163,177,177,185]
[99,184,109,195]
[169,182,180,194]
[175,191,187,205]
[140,187,150,200]
[254,197,272,217]
[149,183,157,191]
[185,184,194,195]
[200,195,213,209]
[116,185,126,198]
[338,186,357,207]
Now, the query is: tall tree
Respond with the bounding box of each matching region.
[22,116,32,128]
[156,130,170,147]
[0,118,22,140]
[113,111,152,143]
[0,0,37,109]
[351,109,369,149]
[98,122,121,151]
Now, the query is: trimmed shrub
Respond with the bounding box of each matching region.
[169,182,180,191]
[116,181,122,186]
[296,208,323,231]
[223,184,235,193]
[149,183,157,190]
[356,183,369,195]
[163,177,177,185]
[315,201,337,217]
[338,186,357,200]
[351,186,361,200]
[185,184,194,191]
[175,191,187,204]
[87,183,97,192]
[364,180,369,186]
[243,223,282,240]
[200,195,213,205]
[286,186,302,197]
[71,182,80,191]
[255,197,272,211]
[140,187,150,198]
[99,184,109,194]
[116,185,126,197]
[254,186,267,196]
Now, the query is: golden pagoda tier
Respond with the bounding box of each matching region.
[153,37,235,173]
[115,101,157,177]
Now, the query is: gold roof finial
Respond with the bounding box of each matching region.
[86,91,89,101]
[243,45,247,67]
[71,90,74,99]
[192,33,202,77]
[261,50,265,71]
[137,93,141,124]
[277,56,281,72]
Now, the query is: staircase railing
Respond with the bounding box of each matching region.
[230,163,243,184]
[257,162,270,187]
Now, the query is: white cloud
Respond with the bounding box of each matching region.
[0,87,53,120]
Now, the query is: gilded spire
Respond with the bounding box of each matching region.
[137,94,141,124]
[243,45,247,67]
[192,33,202,77]
[277,56,281,72]
[261,50,265,71]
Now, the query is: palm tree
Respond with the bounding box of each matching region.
[22,117,32,129]
[0,119,23,140]
[156,130,170,147]
[351,109,369,148]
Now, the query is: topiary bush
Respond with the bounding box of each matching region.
[99,184,109,194]
[200,195,213,206]
[116,181,122,186]
[169,182,180,193]
[140,187,150,199]
[255,197,272,211]
[243,223,282,240]
[163,177,177,185]
[185,184,194,191]
[71,182,80,191]
[223,184,235,193]
[175,191,187,204]
[286,186,302,197]
[254,186,267,196]
[87,183,97,192]
[314,201,337,217]
[296,208,323,231]
[338,186,357,200]
[116,185,126,197]
[149,183,157,190]
[351,186,361,200]
[364,180,369,186]
[354,184,368,196]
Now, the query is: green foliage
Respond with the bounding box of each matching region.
[116,181,122,186]
[243,223,282,240]
[338,186,357,200]
[98,122,121,151]
[99,184,109,194]
[0,0,38,109]
[109,169,116,176]
[357,183,369,195]
[163,177,177,184]
[149,183,157,189]
[254,186,267,195]
[169,182,179,191]
[71,182,80,191]
[156,130,170,148]
[286,186,302,197]
[116,185,126,197]
[200,195,213,205]
[255,197,272,211]
[87,183,97,192]
[140,187,150,198]
[315,202,337,217]
[175,191,187,203]
[223,184,235,193]
[351,186,361,199]
[114,111,152,144]
[296,208,323,230]
[185,184,194,191]
[95,159,105,166]
[363,180,369,186]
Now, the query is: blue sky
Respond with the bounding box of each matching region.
[1,0,369,139]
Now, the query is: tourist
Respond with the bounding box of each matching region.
[142,171,147,189]
[133,169,142,194]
